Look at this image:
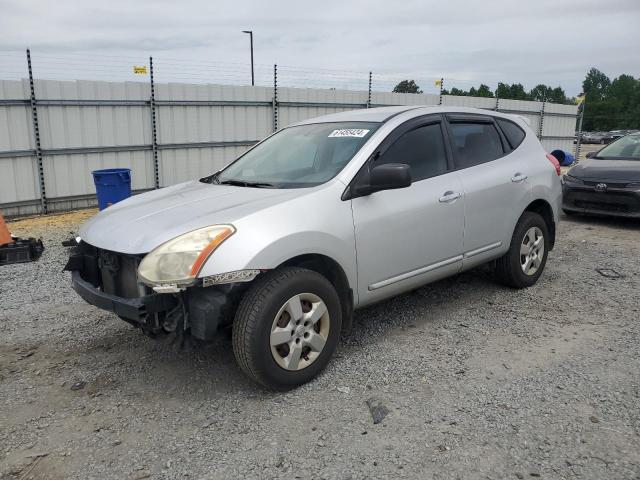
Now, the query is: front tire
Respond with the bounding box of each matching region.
[232,267,342,390]
[495,212,549,288]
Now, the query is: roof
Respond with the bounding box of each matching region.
[291,106,420,125]
[291,105,524,126]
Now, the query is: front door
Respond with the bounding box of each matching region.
[350,117,465,306]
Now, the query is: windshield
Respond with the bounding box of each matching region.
[595,134,640,160]
[212,122,379,188]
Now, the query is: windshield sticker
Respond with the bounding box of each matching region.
[328,129,370,138]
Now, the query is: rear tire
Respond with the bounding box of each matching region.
[232,267,342,390]
[495,212,549,288]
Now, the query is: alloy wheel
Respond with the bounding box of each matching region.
[269,293,330,371]
[520,226,544,276]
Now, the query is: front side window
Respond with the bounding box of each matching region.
[213,122,379,188]
[375,123,448,181]
[449,122,505,169]
[594,134,640,160]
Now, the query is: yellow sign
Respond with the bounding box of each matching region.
[133,66,148,75]
[434,79,442,87]
[575,94,585,105]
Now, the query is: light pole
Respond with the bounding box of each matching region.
[242,30,254,86]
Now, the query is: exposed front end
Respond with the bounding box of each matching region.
[65,241,247,340]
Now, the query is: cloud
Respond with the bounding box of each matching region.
[0,0,638,95]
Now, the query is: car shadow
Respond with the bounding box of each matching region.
[77,266,501,398]
[561,212,640,230]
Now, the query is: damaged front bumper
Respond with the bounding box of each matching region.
[65,241,246,340]
[70,271,176,322]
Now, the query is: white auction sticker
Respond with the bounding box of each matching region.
[328,129,370,138]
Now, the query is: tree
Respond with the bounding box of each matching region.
[581,70,639,131]
[529,84,567,103]
[495,82,514,100]
[529,84,553,102]
[549,87,568,104]
[582,68,610,102]
[449,87,468,96]
[475,84,494,98]
[392,80,423,94]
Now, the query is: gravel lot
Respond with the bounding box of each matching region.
[1,210,639,480]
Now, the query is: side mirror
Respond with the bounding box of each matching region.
[369,163,412,192]
[345,162,412,200]
[586,151,595,158]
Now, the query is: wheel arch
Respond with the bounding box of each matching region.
[277,253,354,335]
[523,199,556,250]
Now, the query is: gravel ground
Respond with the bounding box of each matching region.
[1,210,639,480]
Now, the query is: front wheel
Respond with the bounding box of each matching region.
[232,267,342,390]
[495,212,549,288]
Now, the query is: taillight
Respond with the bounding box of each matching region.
[546,153,561,176]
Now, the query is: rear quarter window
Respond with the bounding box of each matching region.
[496,118,526,151]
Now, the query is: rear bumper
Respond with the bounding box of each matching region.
[71,271,177,323]
[562,183,640,218]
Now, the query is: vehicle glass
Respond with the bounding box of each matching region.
[375,123,448,181]
[594,134,640,160]
[215,122,379,188]
[449,122,505,169]
[496,118,526,150]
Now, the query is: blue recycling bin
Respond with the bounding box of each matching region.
[92,168,131,210]
[550,149,575,167]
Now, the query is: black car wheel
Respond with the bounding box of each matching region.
[232,267,342,390]
[495,212,549,288]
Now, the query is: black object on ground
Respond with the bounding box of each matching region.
[0,237,45,265]
[596,268,623,279]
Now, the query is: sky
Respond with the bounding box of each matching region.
[0,0,639,96]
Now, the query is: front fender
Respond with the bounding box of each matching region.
[198,230,358,293]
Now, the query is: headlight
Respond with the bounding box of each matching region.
[564,174,583,184]
[138,225,235,285]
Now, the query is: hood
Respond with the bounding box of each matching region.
[568,159,640,182]
[79,180,307,253]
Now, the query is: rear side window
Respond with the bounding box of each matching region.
[449,122,504,169]
[375,123,448,182]
[497,118,526,151]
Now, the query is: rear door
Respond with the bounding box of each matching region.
[444,114,532,268]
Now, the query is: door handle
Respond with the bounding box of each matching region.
[511,173,528,183]
[439,191,462,203]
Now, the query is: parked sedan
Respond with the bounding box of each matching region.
[581,131,613,144]
[66,106,562,389]
[563,132,640,218]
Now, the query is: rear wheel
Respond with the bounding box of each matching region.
[232,267,342,390]
[495,212,549,288]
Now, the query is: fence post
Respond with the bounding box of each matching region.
[574,102,585,162]
[538,101,546,140]
[273,64,278,132]
[149,57,160,189]
[26,49,47,214]
[438,78,444,105]
[366,71,372,108]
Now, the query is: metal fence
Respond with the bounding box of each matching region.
[0,53,579,217]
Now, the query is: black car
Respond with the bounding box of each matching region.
[562,133,640,218]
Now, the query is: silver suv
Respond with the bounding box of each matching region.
[66,106,562,389]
